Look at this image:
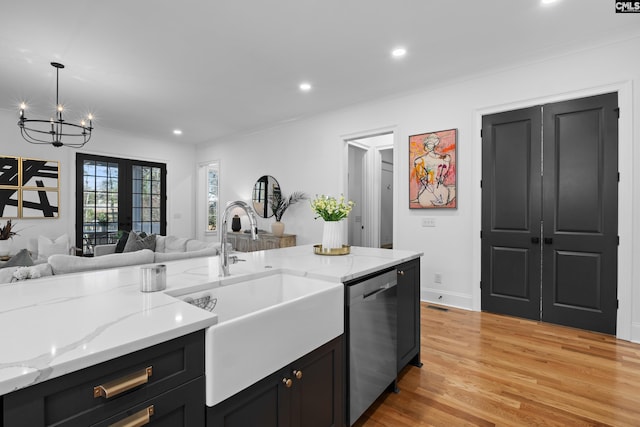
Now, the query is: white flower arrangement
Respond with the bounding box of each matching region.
[311,194,355,221]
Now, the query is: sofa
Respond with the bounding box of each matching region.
[93,235,223,261]
[0,235,225,284]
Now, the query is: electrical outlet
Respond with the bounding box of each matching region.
[421,217,436,227]
[434,273,442,283]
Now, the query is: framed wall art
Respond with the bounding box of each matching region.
[409,128,457,209]
[0,156,60,218]
[0,188,19,218]
[22,158,60,188]
[0,156,20,187]
[0,156,20,218]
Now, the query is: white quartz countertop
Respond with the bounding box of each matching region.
[0,244,421,396]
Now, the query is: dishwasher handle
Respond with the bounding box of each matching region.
[347,269,398,305]
[363,282,396,300]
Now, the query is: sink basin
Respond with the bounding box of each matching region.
[177,272,344,406]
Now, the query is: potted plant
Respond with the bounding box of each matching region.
[270,191,306,236]
[0,219,18,257]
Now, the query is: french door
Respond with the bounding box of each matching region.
[75,154,166,255]
[481,93,618,334]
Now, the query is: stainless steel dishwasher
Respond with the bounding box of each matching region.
[347,269,398,426]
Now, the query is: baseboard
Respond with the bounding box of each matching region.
[421,288,473,311]
[629,322,640,344]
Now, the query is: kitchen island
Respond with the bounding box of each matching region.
[0,245,421,426]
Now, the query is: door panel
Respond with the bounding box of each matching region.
[490,247,531,299]
[542,93,618,334]
[554,109,602,232]
[554,250,601,308]
[481,107,541,320]
[492,120,535,230]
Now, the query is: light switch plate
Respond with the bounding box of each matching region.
[421,217,436,227]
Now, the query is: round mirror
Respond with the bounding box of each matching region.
[252,175,281,218]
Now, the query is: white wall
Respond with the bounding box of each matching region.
[197,35,640,341]
[0,111,197,252]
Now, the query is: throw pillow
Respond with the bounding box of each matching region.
[3,248,34,268]
[115,231,129,253]
[38,234,70,261]
[123,231,156,253]
[163,236,189,253]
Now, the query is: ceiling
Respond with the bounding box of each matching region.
[1,0,639,146]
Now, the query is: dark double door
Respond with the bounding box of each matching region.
[481,93,618,334]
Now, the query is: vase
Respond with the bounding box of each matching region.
[231,215,242,232]
[0,240,10,257]
[271,221,285,237]
[322,221,343,250]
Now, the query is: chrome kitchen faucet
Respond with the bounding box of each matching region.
[219,201,258,277]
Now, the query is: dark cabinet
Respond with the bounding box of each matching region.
[2,331,205,427]
[207,335,343,427]
[397,259,422,372]
[96,377,204,426]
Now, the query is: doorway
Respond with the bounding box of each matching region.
[380,149,393,249]
[480,92,618,334]
[346,132,394,249]
[75,154,167,255]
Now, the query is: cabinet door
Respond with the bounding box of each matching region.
[207,336,344,427]
[279,235,296,248]
[206,367,291,427]
[235,234,250,252]
[291,336,343,427]
[397,260,421,372]
[262,236,281,250]
[226,233,237,251]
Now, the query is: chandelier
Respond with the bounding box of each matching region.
[18,62,93,148]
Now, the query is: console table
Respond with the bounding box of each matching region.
[227,232,296,252]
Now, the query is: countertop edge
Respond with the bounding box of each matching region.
[0,317,217,396]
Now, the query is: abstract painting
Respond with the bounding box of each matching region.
[0,156,19,187]
[0,188,19,218]
[22,158,59,188]
[22,189,59,218]
[409,129,457,209]
[0,156,60,218]
[0,156,20,218]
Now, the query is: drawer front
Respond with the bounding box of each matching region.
[3,331,204,427]
[93,377,205,427]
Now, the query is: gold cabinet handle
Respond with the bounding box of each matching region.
[94,367,153,399]
[109,405,154,427]
[398,270,405,276]
[282,377,293,388]
[293,369,303,380]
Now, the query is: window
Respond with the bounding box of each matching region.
[76,154,166,254]
[206,162,219,232]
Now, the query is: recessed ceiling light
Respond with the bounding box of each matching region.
[299,82,312,92]
[173,129,182,135]
[541,0,559,5]
[391,47,407,58]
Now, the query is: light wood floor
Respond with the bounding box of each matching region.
[354,303,640,427]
